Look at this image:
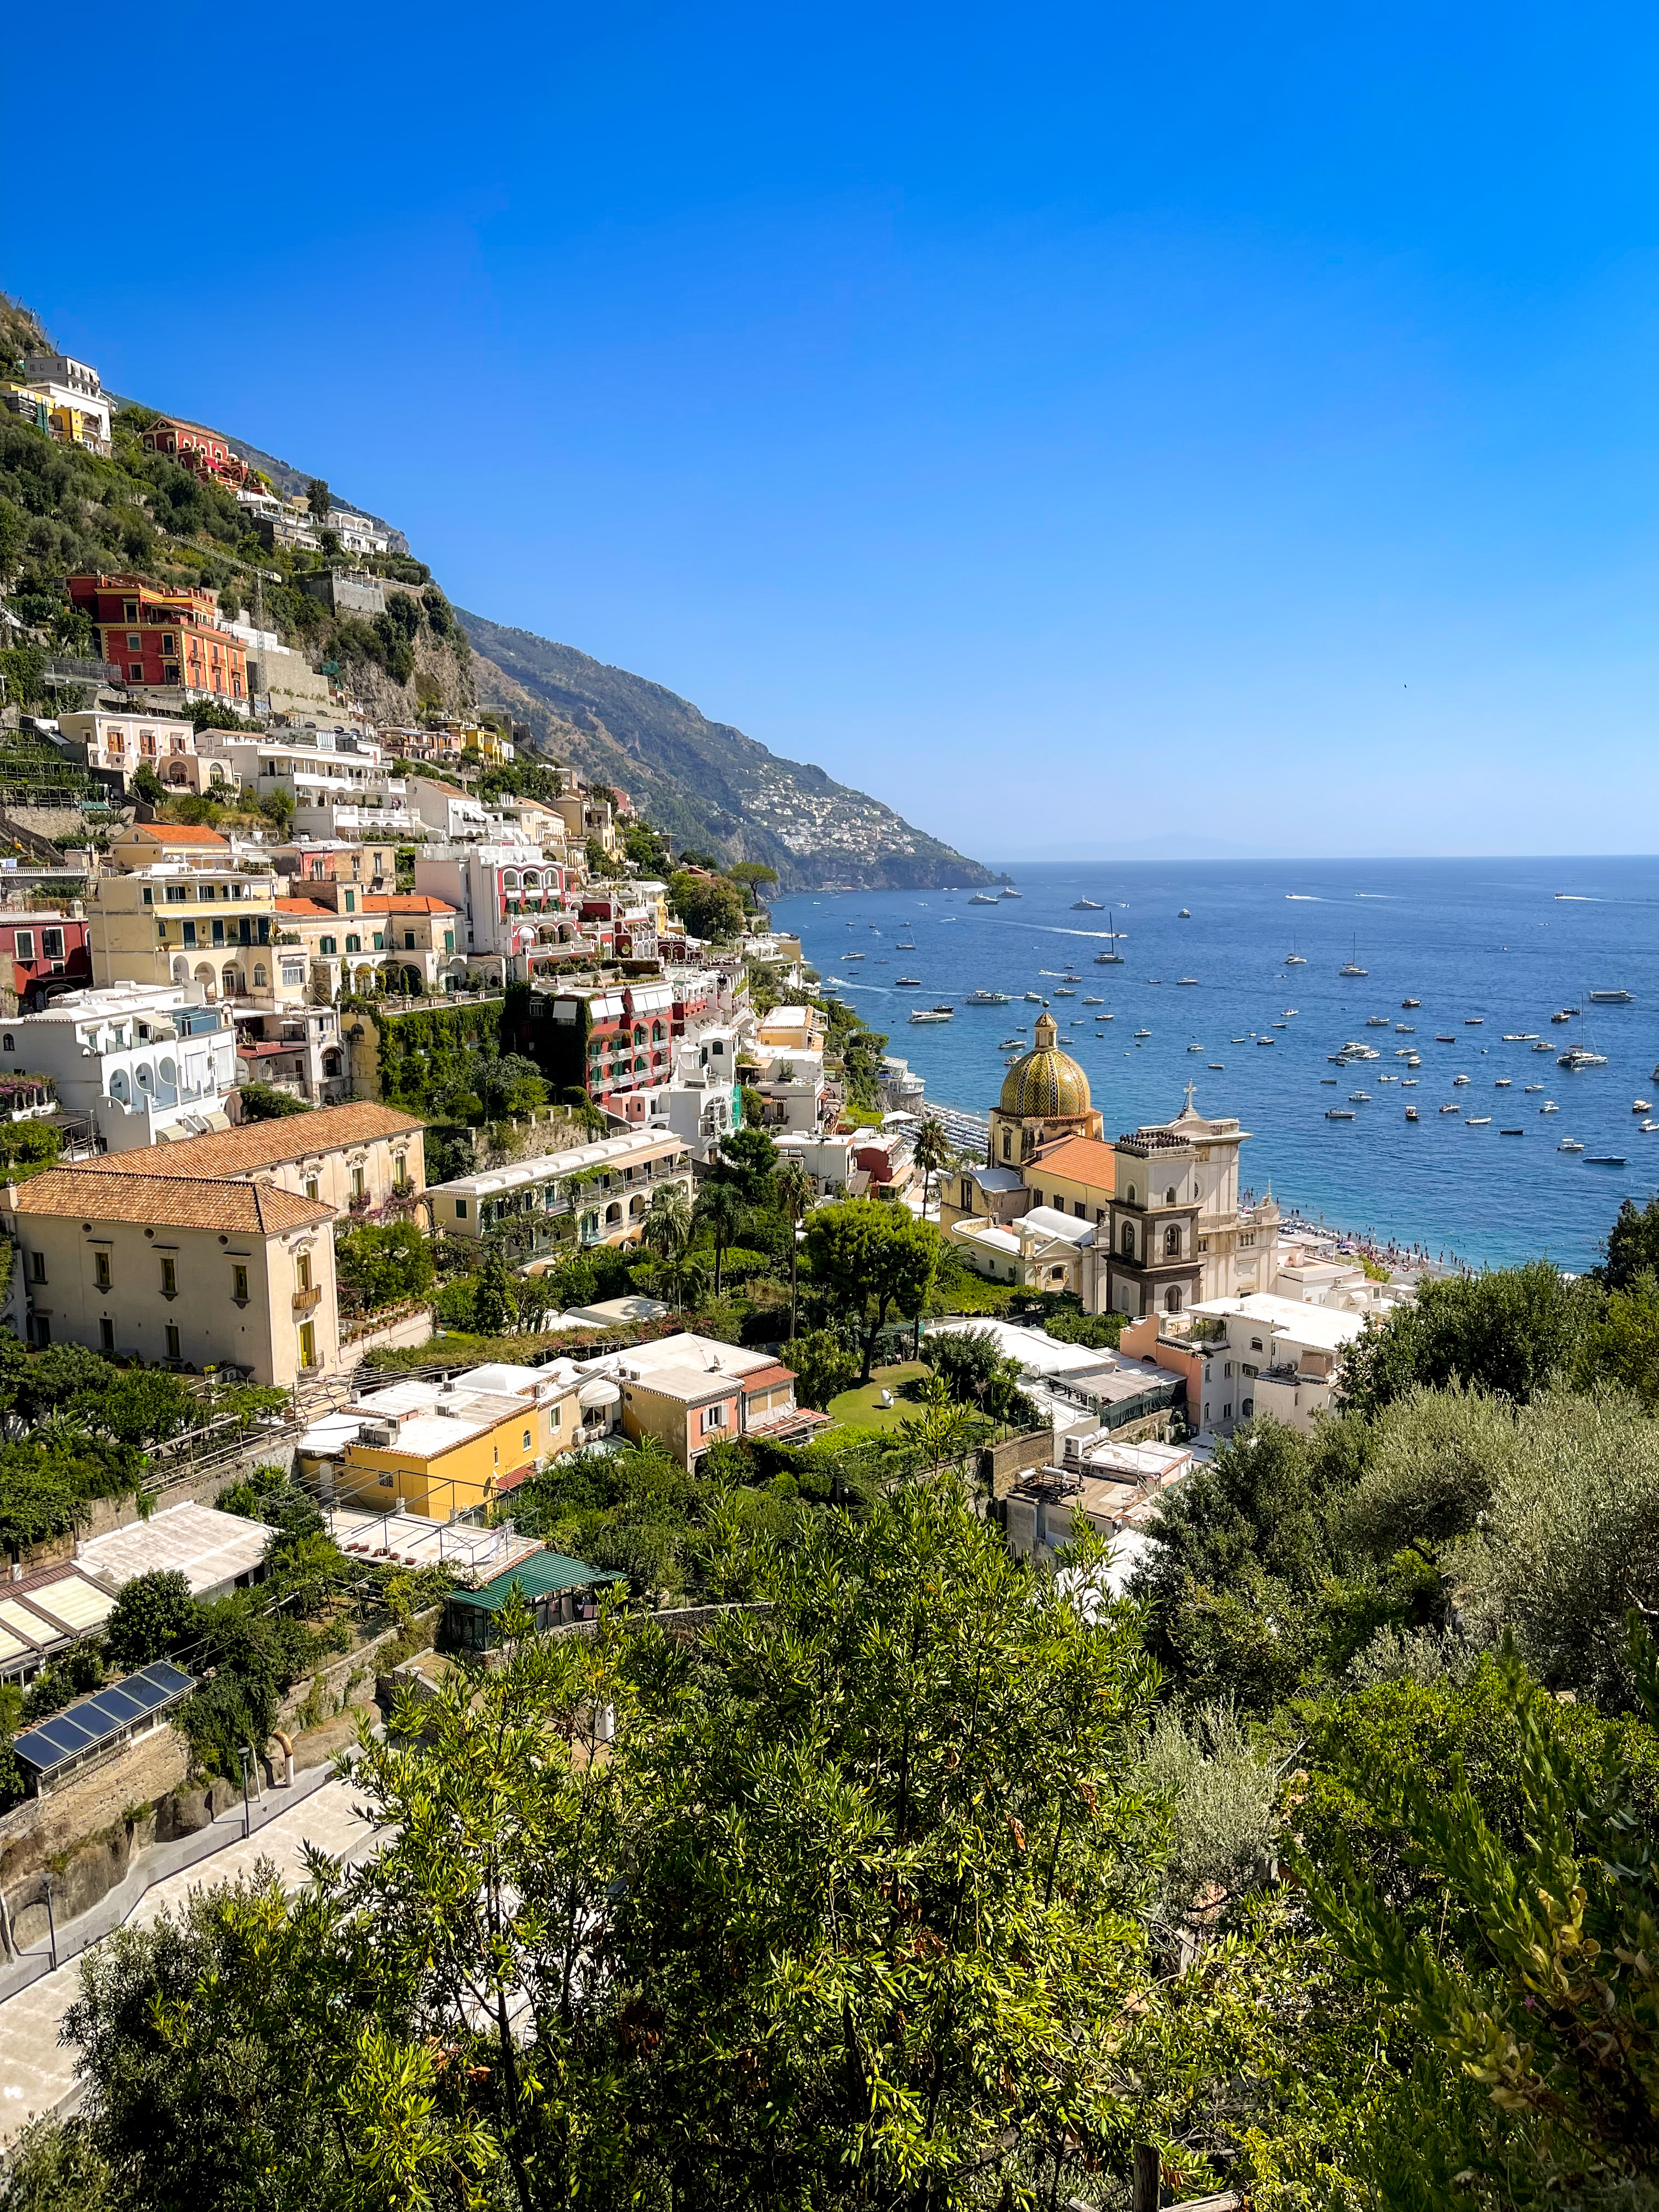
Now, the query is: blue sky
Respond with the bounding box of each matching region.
[7,2,1659,859]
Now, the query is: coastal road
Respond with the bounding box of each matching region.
[0,1775,375,2141]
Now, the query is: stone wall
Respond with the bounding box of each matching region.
[980,1428,1058,1501]
[0,1720,190,1948]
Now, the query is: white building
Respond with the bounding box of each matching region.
[1179,1292,1366,1437]
[1094,1087,1280,1320]
[8,354,111,453]
[56,710,215,797]
[414,843,566,960]
[326,509,391,556]
[426,1127,693,1251]
[0,983,237,1151]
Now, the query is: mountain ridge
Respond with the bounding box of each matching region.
[459,609,996,893]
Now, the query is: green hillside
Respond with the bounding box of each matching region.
[460,610,996,892]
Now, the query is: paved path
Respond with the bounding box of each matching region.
[0,1774,377,2141]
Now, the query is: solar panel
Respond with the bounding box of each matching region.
[10,1662,198,1775]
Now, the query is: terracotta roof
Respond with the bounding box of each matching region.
[9,1167,330,1235]
[123,824,232,849]
[78,1102,424,1181]
[362,894,457,916]
[275,896,334,917]
[1029,1135,1116,1194]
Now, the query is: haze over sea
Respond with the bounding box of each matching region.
[774,857,1659,1275]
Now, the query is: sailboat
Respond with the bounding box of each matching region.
[1283,932,1306,967]
[1558,1000,1608,1071]
[1340,935,1367,977]
[1094,903,1127,964]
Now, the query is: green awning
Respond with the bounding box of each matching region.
[449,1550,623,1615]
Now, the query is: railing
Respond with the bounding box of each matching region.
[292,1286,323,1312]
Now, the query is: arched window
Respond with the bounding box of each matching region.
[652,1021,664,1043]
[1126,1184,1137,1207]
[1120,1222,1135,1257]
[523,870,539,889]
[1165,1186,1177,1205]
[1164,1223,1181,1256]
[134,1064,153,1091]
[1165,1285,1183,1314]
[159,1057,176,1088]
[503,871,520,889]
[109,1069,129,1104]
[253,964,266,988]
[605,1201,622,1224]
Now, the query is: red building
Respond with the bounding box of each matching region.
[66,574,249,703]
[139,419,250,488]
[0,912,92,1009]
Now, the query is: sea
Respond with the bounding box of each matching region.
[771,856,1659,1275]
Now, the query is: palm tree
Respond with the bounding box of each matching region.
[642,1181,692,1263]
[695,1179,746,1299]
[911,1116,954,1221]
[659,1245,710,1315]
[773,1156,813,1342]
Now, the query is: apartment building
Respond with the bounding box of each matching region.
[67,573,249,703]
[91,860,283,1007]
[3,1165,337,1384]
[91,1101,425,1217]
[579,1333,823,1469]
[0,911,92,1010]
[428,1126,692,1252]
[137,419,250,488]
[55,710,216,798]
[0,983,236,1150]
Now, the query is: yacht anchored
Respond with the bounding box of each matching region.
[895,977,922,986]
[964,989,1010,1005]
[1326,1108,1356,1120]
[969,893,998,905]
[1340,935,1367,976]
[1071,898,1104,911]
[999,887,1022,899]
[1590,989,1634,1003]
[1402,997,1421,1008]
[909,1005,955,1023]
[1559,1136,1583,1150]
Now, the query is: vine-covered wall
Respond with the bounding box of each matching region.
[343,998,509,1116]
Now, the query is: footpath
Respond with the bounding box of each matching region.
[0,1765,376,2141]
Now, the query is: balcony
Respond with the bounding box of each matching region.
[292,1286,323,1313]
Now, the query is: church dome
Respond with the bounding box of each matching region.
[998,1011,1092,1118]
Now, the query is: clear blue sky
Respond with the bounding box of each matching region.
[7,2,1658,859]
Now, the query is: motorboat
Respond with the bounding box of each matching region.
[1641,1121,1659,1135]
[1257,1035,1276,1046]
[1401,997,1420,1008]
[1559,1137,1583,1150]
[1397,1024,1415,1033]
[1635,1099,1654,1114]
[1436,1033,1457,1043]
[1365,1015,1390,1026]
[1402,1078,1419,1087]
[1533,1041,1555,1052]
[1283,1008,1299,1017]
[1541,1101,1559,1113]
[1325,1108,1356,1120]
[1135,1028,1152,1039]
[969,893,999,905]
[1083,995,1103,1004]
[1054,987,1076,997]
[844,950,865,961]
[1405,1105,1419,1121]
[1187,1042,1203,1053]
[895,977,922,987]
[999,887,1022,899]
[909,1005,955,1023]
[1502,1032,1526,1042]
[1406,1054,1421,1066]
[1453,1074,1470,1086]
[1495,1078,1511,1088]
[1590,989,1634,1004]
[1440,1103,1460,1114]
[1466,1116,1492,1126]
[1071,898,1104,911]
[1524,1083,1543,1092]
[1177,978,1200,988]
[964,988,1010,1005]
[1378,1074,1397,1082]
[1348,1090,1372,1102]
[1178,908,1191,918]
[998,1036,1024,1048]
[1024,991,1045,1002]
[1499,1128,1525,1137]
[1209,1062,1225,1070]
[1465,1017,1484,1026]
[1062,971,1084,981]
[1284,951,1307,966]
[1551,1010,1572,1024]
[1586,1154,1628,1165]
[1321,1077,1338,1085]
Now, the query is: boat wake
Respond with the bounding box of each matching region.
[1285,893,1321,900]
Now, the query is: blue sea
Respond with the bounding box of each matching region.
[772,857,1659,1274]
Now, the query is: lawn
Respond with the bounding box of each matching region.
[827,1362,932,1436]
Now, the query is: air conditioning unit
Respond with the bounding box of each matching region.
[358,1420,397,1448]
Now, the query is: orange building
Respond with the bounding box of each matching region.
[139,419,250,488]
[67,574,248,704]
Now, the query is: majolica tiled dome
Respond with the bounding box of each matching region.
[998,1011,1092,1118]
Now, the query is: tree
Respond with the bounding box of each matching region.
[1338,1261,1598,1417]
[774,1155,812,1341]
[709,1121,777,1206]
[910,1115,953,1219]
[694,1178,746,1297]
[667,870,746,943]
[1302,1625,1659,2210]
[727,861,778,910]
[804,1198,942,1381]
[236,1084,311,1121]
[103,1570,197,1671]
[334,1221,435,1313]
[782,1329,859,1409]
[1570,1276,1659,1406]
[131,762,166,811]
[1595,1194,1659,1290]
[304,477,330,526]
[471,1243,517,1336]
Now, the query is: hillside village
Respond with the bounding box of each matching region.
[0,315,1656,2208]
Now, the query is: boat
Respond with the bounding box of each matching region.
[1466,1116,1492,1126]
[1023,991,1045,1002]
[1641,1121,1659,1134]
[844,950,865,961]
[1495,1078,1511,1088]
[1326,1108,1356,1120]
[1340,936,1367,976]
[1541,1101,1558,1113]
[1465,1017,1484,1026]
[895,977,922,987]
[1348,1090,1372,1102]
[1094,948,1126,965]
[1551,1011,1572,1024]
[1257,1036,1276,1046]
[1321,1077,1338,1085]
[999,887,1022,899]
[1177,978,1200,988]
[1135,1028,1152,1039]
[1071,898,1104,911]
[1637,1099,1655,1114]
[1402,997,1420,1008]
[1586,1155,1627,1165]
[1559,1137,1583,1151]
[1440,1103,1461,1114]
[1178,908,1191,918]
[1283,1008,1299,1017]
[1209,1062,1225,1070]
[1502,1033,1526,1042]
[1499,1128,1525,1137]
[1589,989,1634,1004]
[1397,1024,1415,1034]
[1524,1083,1543,1092]
[1284,951,1307,966]
[1436,1033,1457,1043]
[909,1006,955,1023]
[964,988,1010,1005]
[1062,971,1084,981]
[1559,1048,1608,1071]
[1533,1041,1555,1052]
[998,1036,1024,1048]
[1054,988,1076,997]
[1083,995,1103,1005]
[1365,1015,1390,1027]
[1405,1105,1419,1121]
[1406,1054,1421,1066]
[1402,1077,1419,1086]
[1453,1074,1470,1087]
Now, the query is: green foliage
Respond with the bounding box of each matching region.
[1596,1194,1659,1290]
[235,1082,311,1121]
[103,1570,198,1672]
[1338,1259,1598,1416]
[1302,1627,1659,2210]
[470,1242,516,1336]
[356,996,506,1118]
[216,1461,323,1545]
[782,1329,860,1409]
[667,868,746,942]
[708,1120,778,1205]
[334,1219,434,1313]
[0,1117,60,1179]
[0,2114,112,2211]
[926,1323,1041,1424]
[803,1198,941,1380]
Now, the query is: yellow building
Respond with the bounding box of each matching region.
[987,1011,1105,1168]
[1021,1133,1116,1228]
[329,1365,586,1515]
[92,860,284,1006]
[3,1164,337,1385]
[94,1101,425,1216]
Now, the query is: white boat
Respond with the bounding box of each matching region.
[1083,995,1103,1005]
[1405,1105,1419,1121]
[1533,1041,1555,1052]
[1071,898,1104,911]
[1326,1108,1356,1120]
[1558,1137,1583,1150]
[1340,936,1367,976]
[1635,1099,1654,1114]
[1209,1062,1224,1069]
[1466,1116,1492,1126]
[1378,1074,1397,1083]
[895,977,922,987]
[1453,1074,1470,1086]
[1134,1027,1152,1039]
[1094,949,1125,965]
[1590,989,1634,1003]
[1641,1121,1659,1134]
[1551,1010,1572,1024]
[1348,1090,1372,1102]
[843,950,865,961]
[1177,978,1200,988]
[1464,1017,1483,1026]
[1257,1036,1276,1046]
[1054,987,1076,997]
[1178,908,1191,918]
[999,887,1022,899]
[1541,1101,1559,1113]
[1502,1033,1526,1042]
[1284,932,1306,966]
[1402,1078,1419,1087]
[1024,991,1045,1003]
[1401,997,1421,1008]
[1440,1103,1460,1114]
[964,989,1010,1005]
[999,1036,1023,1048]
[1559,1048,1608,1070]
[1495,1078,1511,1088]
[909,1006,955,1023]
[1365,1015,1390,1027]
[969,893,998,905]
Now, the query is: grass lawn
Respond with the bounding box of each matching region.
[827,1362,932,1435]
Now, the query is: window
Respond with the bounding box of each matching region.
[1164,1224,1181,1256]
[350,1167,364,1200]
[165,1323,181,1359]
[41,929,62,960]
[444,930,455,953]
[404,931,415,950]
[1074,1200,1085,1218]
[1,1034,11,1052]
[296,1252,312,1292]
[127,633,142,651]
[343,889,355,912]
[298,1320,316,1368]
[522,1429,532,1452]
[320,936,337,955]
[305,1178,320,1201]
[232,1265,249,1303]
[1030,1189,1041,1208]
[1242,1397,1254,1417]
[1120,1223,1134,1256]
[160,1257,177,1296]
[100,1318,115,1351]
[1165,1285,1183,1313]
[30,1251,44,1284]
[94,1252,110,1291]
[12,933,32,962]
[454,1198,467,1219]
[373,933,385,951]
[165,884,188,903]
[346,935,361,953]
[1001,1130,1011,1160]
[550,1404,562,1430]
[702,1403,729,1433]
[1250,1337,1263,1352]
[1223,1361,1233,1378]
[1222,1402,1232,1421]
